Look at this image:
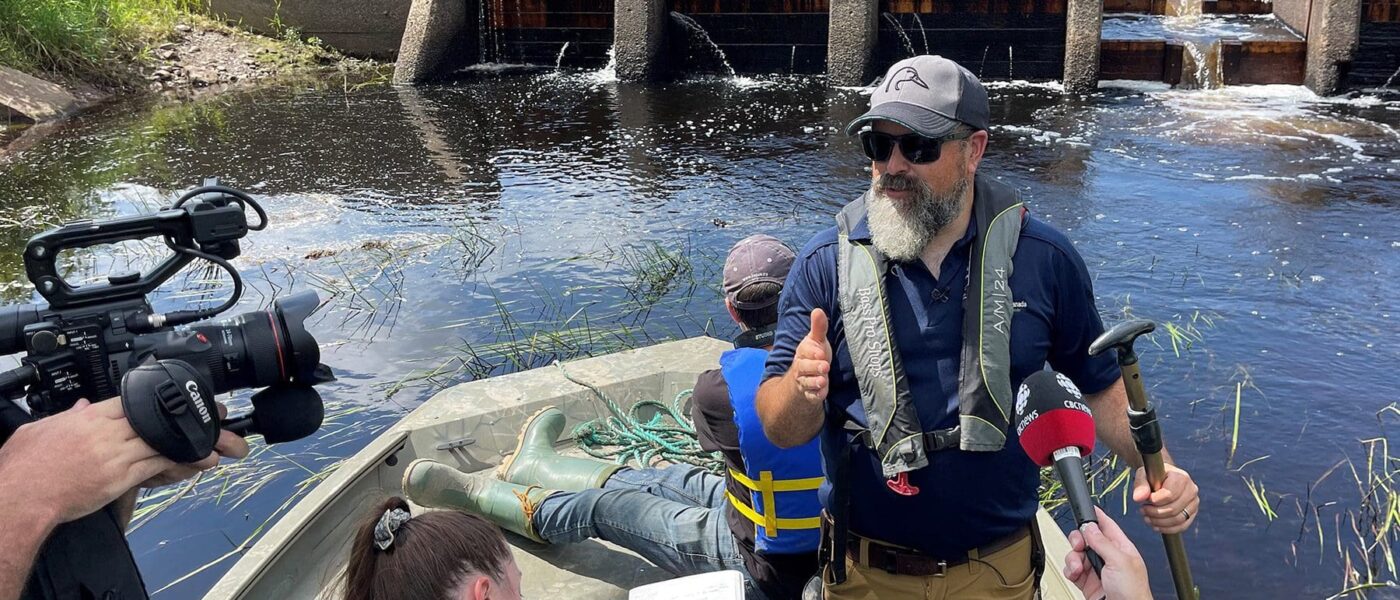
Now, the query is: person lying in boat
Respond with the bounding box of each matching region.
[339,496,523,600]
[403,234,820,600]
[1063,508,1153,600]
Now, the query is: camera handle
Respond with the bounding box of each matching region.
[121,358,221,463]
[24,184,267,313]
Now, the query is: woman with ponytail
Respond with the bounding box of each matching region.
[339,496,522,600]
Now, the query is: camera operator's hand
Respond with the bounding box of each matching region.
[140,401,250,488]
[1,398,177,600]
[0,398,174,526]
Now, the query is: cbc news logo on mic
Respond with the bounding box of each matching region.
[1055,372,1082,399]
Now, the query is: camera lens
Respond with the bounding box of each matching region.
[184,290,324,393]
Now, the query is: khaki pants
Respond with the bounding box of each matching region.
[824,533,1037,600]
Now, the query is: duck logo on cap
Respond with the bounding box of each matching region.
[884,67,929,92]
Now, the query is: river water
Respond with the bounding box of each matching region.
[0,71,1397,598]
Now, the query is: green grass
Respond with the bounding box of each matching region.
[0,0,193,85]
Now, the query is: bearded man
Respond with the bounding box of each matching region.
[754,55,1201,599]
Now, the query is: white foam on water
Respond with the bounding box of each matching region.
[1311,132,1373,161]
[458,62,535,74]
[729,75,772,89]
[835,85,877,96]
[998,125,1046,135]
[984,80,1065,92]
[1225,174,1296,181]
[1098,80,1172,93]
[1149,83,1400,114]
[1144,86,1400,149]
[995,124,1085,146]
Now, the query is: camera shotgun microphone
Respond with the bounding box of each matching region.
[1015,370,1104,577]
[221,382,326,444]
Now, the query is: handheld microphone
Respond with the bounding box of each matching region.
[1015,370,1104,577]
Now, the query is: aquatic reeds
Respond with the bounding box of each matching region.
[272,221,501,342]
[383,239,724,399]
[620,241,695,308]
[1275,406,1400,598]
[1039,454,1131,514]
[381,291,680,398]
[1329,437,1400,597]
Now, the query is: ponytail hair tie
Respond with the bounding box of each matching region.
[373,508,412,551]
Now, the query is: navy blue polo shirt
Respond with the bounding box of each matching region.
[763,205,1121,558]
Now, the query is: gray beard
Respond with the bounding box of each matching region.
[866,173,970,263]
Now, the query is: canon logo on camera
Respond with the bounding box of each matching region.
[186,380,212,424]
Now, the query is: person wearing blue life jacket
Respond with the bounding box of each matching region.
[403,234,821,600]
[754,56,1202,600]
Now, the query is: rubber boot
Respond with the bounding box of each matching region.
[403,458,554,543]
[496,405,622,492]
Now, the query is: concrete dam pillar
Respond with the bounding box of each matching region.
[1063,0,1104,93]
[615,0,669,82]
[827,0,878,87]
[1302,0,1362,94]
[393,0,474,85]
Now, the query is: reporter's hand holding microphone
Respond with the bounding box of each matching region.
[1064,508,1153,600]
[1014,371,1155,600]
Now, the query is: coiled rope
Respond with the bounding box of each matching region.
[555,361,723,473]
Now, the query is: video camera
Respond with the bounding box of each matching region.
[0,181,335,462]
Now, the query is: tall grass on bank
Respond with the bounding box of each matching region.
[0,0,192,84]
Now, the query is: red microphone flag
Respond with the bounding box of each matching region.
[1014,370,1096,467]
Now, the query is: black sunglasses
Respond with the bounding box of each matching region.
[859,130,970,164]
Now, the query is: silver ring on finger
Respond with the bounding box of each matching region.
[1181,508,1192,522]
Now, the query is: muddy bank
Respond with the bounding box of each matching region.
[1,16,384,158]
[137,19,376,94]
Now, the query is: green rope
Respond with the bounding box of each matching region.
[555,361,724,474]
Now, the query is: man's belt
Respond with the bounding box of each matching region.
[846,525,1032,577]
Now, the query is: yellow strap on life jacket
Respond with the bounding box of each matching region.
[725,491,822,535]
[728,468,824,493]
[725,468,823,537]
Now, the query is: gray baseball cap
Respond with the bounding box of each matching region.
[845,55,990,138]
[723,234,795,310]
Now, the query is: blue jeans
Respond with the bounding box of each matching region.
[531,464,769,600]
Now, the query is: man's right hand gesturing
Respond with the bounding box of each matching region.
[756,307,836,448]
[792,308,833,406]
